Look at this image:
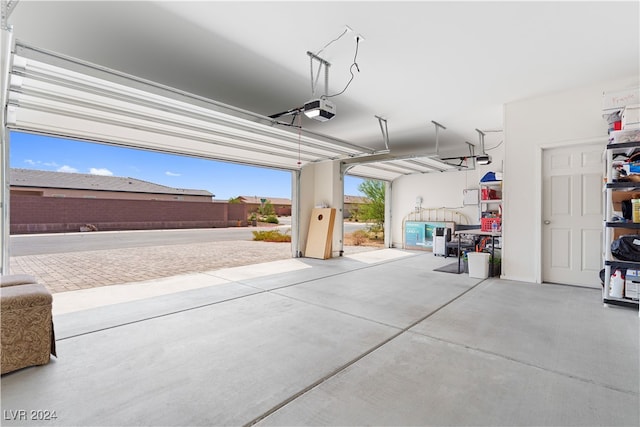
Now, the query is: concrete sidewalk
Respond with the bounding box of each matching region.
[9,240,376,293]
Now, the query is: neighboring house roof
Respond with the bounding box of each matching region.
[238,196,292,206]
[10,168,213,197]
[344,195,370,204]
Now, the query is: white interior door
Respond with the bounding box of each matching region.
[542,142,603,288]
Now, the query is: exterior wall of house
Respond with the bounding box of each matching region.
[343,202,367,219]
[273,204,291,216]
[11,186,212,202]
[10,195,247,234]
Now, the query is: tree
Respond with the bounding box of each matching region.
[228,196,242,204]
[258,200,275,216]
[357,179,385,229]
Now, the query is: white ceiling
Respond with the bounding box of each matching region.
[7,1,640,159]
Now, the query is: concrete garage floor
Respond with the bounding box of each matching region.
[1,249,638,426]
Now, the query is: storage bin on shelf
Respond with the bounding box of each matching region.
[481,217,501,232]
[481,188,499,200]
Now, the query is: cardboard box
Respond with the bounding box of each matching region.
[613,228,640,240]
[622,104,640,122]
[622,104,640,130]
[624,280,639,300]
[612,191,640,212]
[609,129,640,144]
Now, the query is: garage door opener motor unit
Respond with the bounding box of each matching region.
[303,98,336,122]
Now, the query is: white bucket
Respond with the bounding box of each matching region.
[468,252,490,279]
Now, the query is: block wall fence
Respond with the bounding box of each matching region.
[10,195,248,234]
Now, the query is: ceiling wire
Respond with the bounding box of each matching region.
[315,27,349,57]
[480,129,503,151]
[310,28,349,96]
[323,36,361,99]
[485,140,504,151]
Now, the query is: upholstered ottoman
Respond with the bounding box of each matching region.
[1,274,56,374]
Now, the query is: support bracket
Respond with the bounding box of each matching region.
[307,51,331,97]
[431,120,446,156]
[475,128,486,154]
[466,141,475,158]
[375,115,390,151]
[1,0,18,31]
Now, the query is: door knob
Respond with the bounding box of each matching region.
[544,220,551,225]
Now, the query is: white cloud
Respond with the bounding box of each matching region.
[58,165,79,173]
[165,171,181,177]
[25,159,59,167]
[89,168,113,176]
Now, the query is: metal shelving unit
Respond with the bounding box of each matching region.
[603,142,640,309]
[479,180,502,218]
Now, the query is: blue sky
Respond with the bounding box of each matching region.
[9,131,365,200]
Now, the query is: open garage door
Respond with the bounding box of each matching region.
[6,43,469,183]
[1,42,381,273]
[1,41,474,273]
[6,43,373,170]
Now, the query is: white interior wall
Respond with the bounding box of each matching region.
[502,75,639,283]
[384,181,392,248]
[389,156,503,249]
[296,165,314,257]
[298,160,344,258]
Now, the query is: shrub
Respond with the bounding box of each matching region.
[351,229,368,246]
[265,215,279,224]
[252,229,291,242]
